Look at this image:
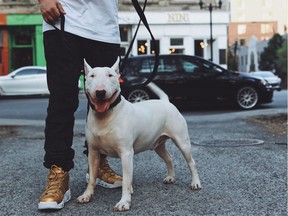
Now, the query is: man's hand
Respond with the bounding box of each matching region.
[38,0,65,24]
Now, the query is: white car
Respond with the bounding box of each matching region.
[0,66,83,96]
[0,66,49,96]
[250,71,282,91]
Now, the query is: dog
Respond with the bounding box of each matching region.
[77,57,202,211]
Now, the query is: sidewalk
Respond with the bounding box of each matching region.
[0,111,287,215]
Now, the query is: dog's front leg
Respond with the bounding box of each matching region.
[77,148,100,203]
[113,150,134,212]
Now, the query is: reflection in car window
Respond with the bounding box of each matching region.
[124,59,142,75]
[37,69,46,74]
[139,57,178,73]
[16,69,39,76]
[180,59,201,73]
[202,61,223,73]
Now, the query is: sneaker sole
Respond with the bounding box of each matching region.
[86,173,122,189]
[38,189,71,210]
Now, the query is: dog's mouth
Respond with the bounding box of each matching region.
[89,91,118,113]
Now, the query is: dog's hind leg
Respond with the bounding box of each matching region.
[155,141,175,184]
[172,136,202,190]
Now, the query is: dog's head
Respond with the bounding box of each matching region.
[84,57,121,113]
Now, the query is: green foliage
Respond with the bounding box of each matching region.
[259,33,287,88]
[259,33,284,71]
[275,39,287,88]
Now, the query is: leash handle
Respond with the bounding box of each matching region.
[120,0,159,88]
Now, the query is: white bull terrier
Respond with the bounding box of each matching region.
[77,57,202,211]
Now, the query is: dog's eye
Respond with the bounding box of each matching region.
[108,74,113,77]
[90,74,95,78]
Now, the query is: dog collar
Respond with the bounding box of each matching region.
[86,93,121,111]
[109,94,121,110]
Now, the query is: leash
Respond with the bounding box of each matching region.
[51,1,158,88]
[49,1,158,111]
[120,0,159,88]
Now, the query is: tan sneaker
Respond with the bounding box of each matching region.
[86,158,122,188]
[38,165,71,210]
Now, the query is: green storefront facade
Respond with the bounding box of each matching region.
[0,13,45,75]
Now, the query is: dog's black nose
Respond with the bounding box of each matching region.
[96,90,106,99]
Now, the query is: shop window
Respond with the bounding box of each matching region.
[137,39,160,55]
[170,38,184,54]
[120,25,129,42]
[169,48,184,54]
[150,40,159,54]
[219,49,226,64]
[194,40,204,57]
[170,38,183,46]
[11,27,34,69]
[137,40,148,55]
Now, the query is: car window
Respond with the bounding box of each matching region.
[180,59,200,73]
[139,59,154,73]
[201,61,224,73]
[15,69,39,76]
[160,57,178,73]
[124,59,143,75]
[136,57,178,74]
[37,69,46,74]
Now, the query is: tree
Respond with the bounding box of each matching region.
[275,39,287,88]
[259,33,284,72]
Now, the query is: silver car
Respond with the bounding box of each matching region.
[250,71,282,91]
[0,66,83,96]
[0,66,48,96]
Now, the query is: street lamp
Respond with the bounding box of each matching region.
[199,0,222,62]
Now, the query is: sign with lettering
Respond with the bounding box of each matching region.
[168,13,190,23]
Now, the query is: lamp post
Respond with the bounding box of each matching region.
[199,0,222,62]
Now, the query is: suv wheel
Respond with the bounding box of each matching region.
[127,89,150,103]
[236,86,258,110]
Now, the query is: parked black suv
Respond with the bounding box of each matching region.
[120,54,274,110]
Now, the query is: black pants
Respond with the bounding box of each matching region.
[43,30,120,172]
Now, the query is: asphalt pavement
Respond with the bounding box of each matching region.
[0,96,287,215]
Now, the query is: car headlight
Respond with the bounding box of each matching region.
[260,79,272,88]
[260,79,268,85]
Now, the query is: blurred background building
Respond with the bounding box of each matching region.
[0,0,287,80]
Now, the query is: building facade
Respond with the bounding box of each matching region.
[0,0,230,76]
[228,0,287,72]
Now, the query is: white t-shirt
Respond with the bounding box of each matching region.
[42,0,120,44]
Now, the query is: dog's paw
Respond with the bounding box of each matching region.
[191,181,202,190]
[76,193,93,203]
[163,176,175,184]
[113,200,131,212]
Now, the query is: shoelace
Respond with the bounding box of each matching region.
[43,172,62,197]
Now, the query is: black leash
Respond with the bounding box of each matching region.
[51,1,158,88]
[49,1,158,111]
[120,0,159,88]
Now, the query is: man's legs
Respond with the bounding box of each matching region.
[39,32,122,210]
[39,31,82,210]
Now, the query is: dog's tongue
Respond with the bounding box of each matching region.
[95,101,110,113]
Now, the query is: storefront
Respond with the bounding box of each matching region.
[0,14,44,75]
[0,9,229,75]
[119,10,229,67]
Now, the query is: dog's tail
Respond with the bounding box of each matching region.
[147,82,169,101]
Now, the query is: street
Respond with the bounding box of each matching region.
[0,90,287,215]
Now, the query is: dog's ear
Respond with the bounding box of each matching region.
[83,59,92,76]
[111,57,120,74]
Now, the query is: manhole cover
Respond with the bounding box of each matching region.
[194,139,264,147]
